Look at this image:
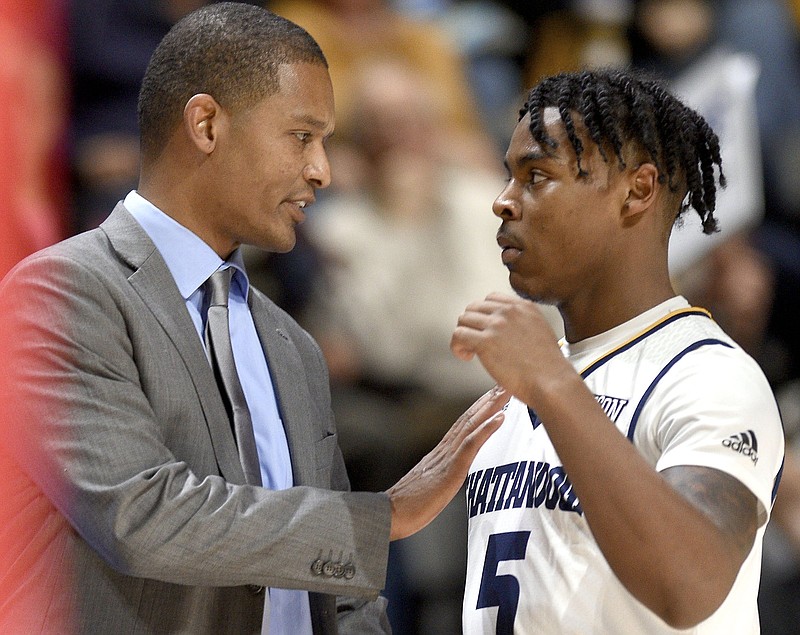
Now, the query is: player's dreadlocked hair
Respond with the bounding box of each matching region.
[521,68,726,234]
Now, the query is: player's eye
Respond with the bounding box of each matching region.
[529,171,547,186]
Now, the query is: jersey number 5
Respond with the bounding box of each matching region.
[476,531,531,634]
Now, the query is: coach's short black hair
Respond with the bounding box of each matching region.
[137,2,327,160]
[521,68,725,234]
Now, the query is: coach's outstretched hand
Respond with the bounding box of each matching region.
[385,386,507,541]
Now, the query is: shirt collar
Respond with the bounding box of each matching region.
[561,296,690,358]
[124,190,250,300]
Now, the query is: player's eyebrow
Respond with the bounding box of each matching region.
[504,149,552,174]
[519,149,551,165]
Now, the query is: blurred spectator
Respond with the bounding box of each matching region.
[394,0,530,151]
[629,0,800,371]
[716,0,800,230]
[68,0,211,233]
[305,60,511,435]
[714,5,800,632]
[269,0,496,170]
[629,0,766,305]
[0,0,68,279]
[524,0,633,83]
[714,0,800,388]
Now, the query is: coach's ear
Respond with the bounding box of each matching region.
[621,162,659,222]
[184,93,224,156]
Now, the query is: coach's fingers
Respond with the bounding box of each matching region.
[441,385,507,443]
[386,386,507,540]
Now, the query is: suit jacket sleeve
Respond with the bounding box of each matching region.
[0,237,391,600]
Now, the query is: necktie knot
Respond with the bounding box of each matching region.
[205,267,234,308]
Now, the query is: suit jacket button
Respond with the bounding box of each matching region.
[311,558,324,576]
[322,561,336,577]
[343,564,356,580]
[248,585,265,595]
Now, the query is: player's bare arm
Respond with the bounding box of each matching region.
[638,464,760,626]
[663,465,759,559]
[452,293,759,628]
[518,385,751,629]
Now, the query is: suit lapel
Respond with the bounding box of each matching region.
[100,204,246,484]
[250,294,317,487]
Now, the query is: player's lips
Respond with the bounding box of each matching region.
[497,234,523,266]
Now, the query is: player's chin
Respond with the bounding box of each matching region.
[509,273,535,298]
[510,276,554,306]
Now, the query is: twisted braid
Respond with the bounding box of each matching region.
[556,76,587,176]
[521,68,726,234]
[578,73,608,164]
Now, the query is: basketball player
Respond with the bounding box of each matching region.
[451,69,784,634]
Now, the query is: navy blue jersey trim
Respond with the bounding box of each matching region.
[530,310,713,431]
[773,456,784,505]
[580,310,711,379]
[528,407,542,430]
[626,338,734,441]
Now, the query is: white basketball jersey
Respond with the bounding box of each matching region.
[463,297,784,634]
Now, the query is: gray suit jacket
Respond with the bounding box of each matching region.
[0,205,392,634]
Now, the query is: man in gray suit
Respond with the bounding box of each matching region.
[0,3,506,633]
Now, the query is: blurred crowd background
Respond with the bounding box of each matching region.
[2,0,800,633]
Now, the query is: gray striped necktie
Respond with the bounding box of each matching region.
[203,268,262,486]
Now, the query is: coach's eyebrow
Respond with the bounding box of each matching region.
[290,112,335,138]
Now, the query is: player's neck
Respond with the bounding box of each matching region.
[561,278,676,343]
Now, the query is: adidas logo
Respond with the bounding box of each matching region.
[722,430,759,465]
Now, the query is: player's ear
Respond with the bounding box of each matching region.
[183,93,224,155]
[622,162,659,220]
